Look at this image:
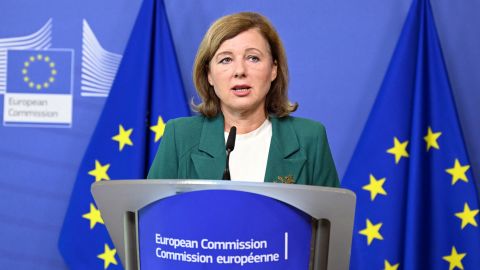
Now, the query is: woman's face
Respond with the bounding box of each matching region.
[208,28,277,116]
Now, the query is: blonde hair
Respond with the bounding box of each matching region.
[193,12,298,117]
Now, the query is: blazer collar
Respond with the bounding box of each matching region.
[269,116,301,158]
[197,114,300,158]
[265,116,306,183]
[198,114,225,157]
[192,114,306,182]
[192,114,226,180]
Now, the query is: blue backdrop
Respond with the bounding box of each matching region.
[0,0,478,269]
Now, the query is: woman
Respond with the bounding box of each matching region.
[148,12,339,187]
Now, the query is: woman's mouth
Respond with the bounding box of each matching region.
[231,85,252,96]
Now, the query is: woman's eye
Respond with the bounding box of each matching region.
[247,55,260,62]
[219,57,232,64]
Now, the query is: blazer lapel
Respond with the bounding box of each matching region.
[264,117,306,184]
[191,115,226,180]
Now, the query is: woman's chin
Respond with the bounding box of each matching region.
[223,103,264,115]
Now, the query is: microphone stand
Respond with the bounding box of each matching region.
[222,126,236,180]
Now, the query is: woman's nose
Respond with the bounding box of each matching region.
[233,61,246,78]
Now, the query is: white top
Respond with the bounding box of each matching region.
[224,119,272,182]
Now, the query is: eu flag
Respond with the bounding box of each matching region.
[58,0,190,269]
[7,49,72,94]
[342,0,480,269]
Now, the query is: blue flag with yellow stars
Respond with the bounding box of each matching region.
[58,0,190,269]
[342,0,480,269]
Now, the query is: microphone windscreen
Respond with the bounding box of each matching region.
[226,126,237,151]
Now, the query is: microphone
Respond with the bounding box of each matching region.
[222,126,237,180]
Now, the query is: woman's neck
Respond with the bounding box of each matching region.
[222,108,267,134]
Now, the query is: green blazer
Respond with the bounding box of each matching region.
[147,114,339,187]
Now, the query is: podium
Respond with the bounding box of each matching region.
[92,180,355,270]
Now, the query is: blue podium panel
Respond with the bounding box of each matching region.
[138,190,312,269]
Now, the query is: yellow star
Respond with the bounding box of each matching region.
[359,219,383,245]
[386,137,409,164]
[112,124,133,151]
[362,174,387,201]
[88,160,111,182]
[446,159,470,185]
[424,126,441,151]
[384,260,399,270]
[442,246,466,270]
[150,116,165,142]
[455,202,479,229]
[82,203,104,229]
[97,243,118,269]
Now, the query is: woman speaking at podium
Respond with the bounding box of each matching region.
[148,12,339,187]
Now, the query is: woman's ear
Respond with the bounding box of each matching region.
[271,60,278,81]
[207,65,213,86]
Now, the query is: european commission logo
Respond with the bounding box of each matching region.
[0,18,122,128]
[4,49,73,127]
[9,50,72,93]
